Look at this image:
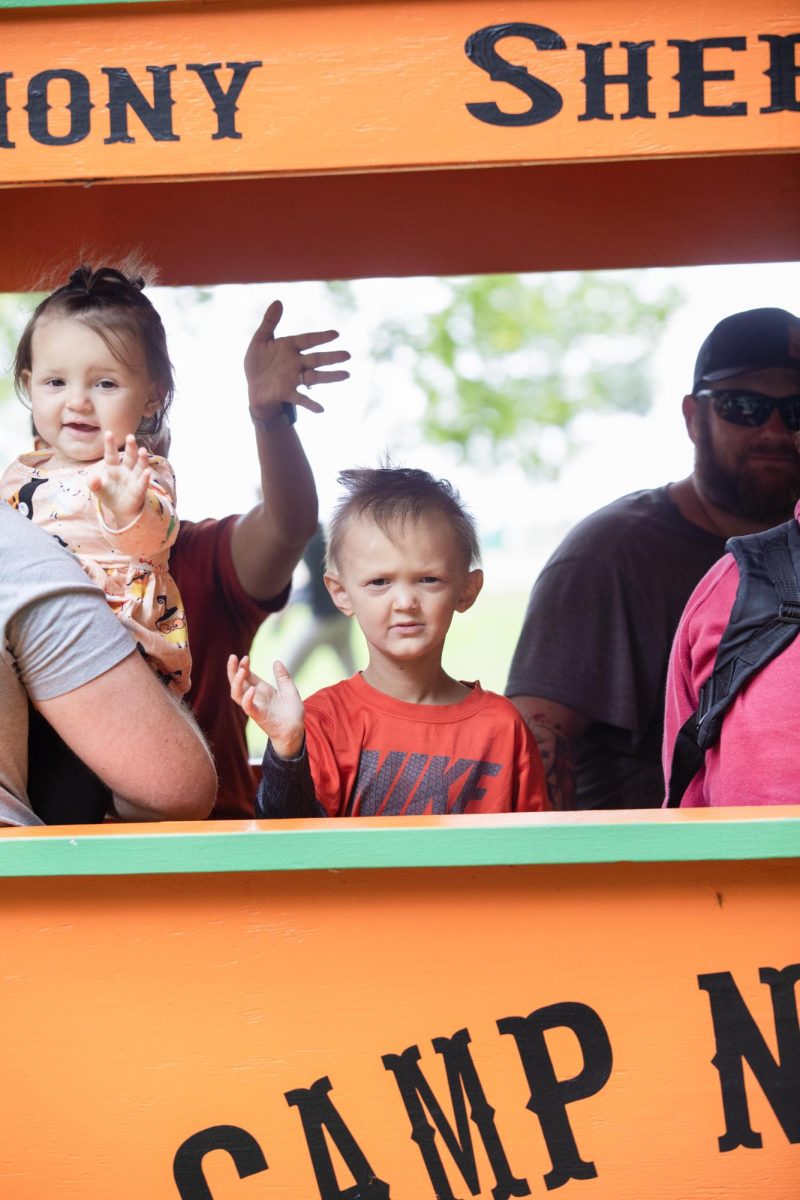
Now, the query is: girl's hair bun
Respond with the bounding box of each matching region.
[67,265,92,292]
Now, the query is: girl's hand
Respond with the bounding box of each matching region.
[89,433,152,528]
[244,299,351,419]
[227,653,305,759]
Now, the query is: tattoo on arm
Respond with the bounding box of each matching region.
[523,711,576,812]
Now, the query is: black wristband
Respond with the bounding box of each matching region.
[250,402,297,432]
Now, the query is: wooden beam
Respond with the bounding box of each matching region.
[0,153,797,289]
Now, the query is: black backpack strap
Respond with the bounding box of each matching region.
[762,532,800,621]
[666,522,800,807]
[666,711,706,808]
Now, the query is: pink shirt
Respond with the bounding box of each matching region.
[662,519,800,806]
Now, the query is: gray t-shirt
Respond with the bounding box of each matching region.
[0,504,134,826]
[505,487,726,809]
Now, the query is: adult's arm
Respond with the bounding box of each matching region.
[508,696,588,811]
[505,539,662,810]
[232,300,350,601]
[36,652,217,821]
[4,508,216,823]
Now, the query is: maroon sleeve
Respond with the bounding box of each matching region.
[171,516,291,819]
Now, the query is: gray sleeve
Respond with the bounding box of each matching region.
[5,543,134,703]
[505,554,659,735]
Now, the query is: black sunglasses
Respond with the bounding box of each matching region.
[695,389,800,433]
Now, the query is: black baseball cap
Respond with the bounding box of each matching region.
[692,307,800,392]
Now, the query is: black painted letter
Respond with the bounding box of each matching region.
[499,1003,613,1191]
[669,38,747,117]
[383,1029,529,1200]
[186,61,263,139]
[759,34,800,113]
[103,65,179,143]
[698,964,800,1151]
[0,72,14,148]
[465,23,565,127]
[26,69,92,146]
[285,1076,390,1199]
[173,1125,268,1200]
[578,41,655,121]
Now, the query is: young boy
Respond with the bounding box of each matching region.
[228,467,549,817]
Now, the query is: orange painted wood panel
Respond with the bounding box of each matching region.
[0,1,797,283]
[0,857,797,1197]
[0,0,797,188]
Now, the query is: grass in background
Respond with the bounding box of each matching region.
[246,591,528,756]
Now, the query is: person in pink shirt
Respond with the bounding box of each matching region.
[663,307,800,805]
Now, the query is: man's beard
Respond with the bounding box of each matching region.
[694,406,800,524]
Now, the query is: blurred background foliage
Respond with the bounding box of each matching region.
[1,271,682,484]
[366,271,682,476]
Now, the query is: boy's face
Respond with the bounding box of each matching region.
[325,511,483,669]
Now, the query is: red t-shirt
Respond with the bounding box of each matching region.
[171,516,289,818]
[304,673,550,816]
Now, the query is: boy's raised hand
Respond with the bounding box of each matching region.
[227,654,305,759]
[89,432,152,528]
[244,299,351,418]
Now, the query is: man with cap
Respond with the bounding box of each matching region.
[506,307,800,810]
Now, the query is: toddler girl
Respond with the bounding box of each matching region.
[0,264,190,823]
[1,263,190,696]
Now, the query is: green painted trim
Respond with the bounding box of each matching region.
[0,1,180,9]
[0,815,799,878]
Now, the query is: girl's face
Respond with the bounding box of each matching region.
[23,316,160,469]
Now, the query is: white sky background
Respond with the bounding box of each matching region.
[2,260,798,591]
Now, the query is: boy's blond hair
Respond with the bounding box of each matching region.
[326,466,481,572]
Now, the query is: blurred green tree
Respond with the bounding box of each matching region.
[370,271,682,476]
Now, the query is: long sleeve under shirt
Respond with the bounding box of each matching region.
[255,673,549,818]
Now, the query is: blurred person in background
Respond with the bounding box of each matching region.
[281,524,357,682]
